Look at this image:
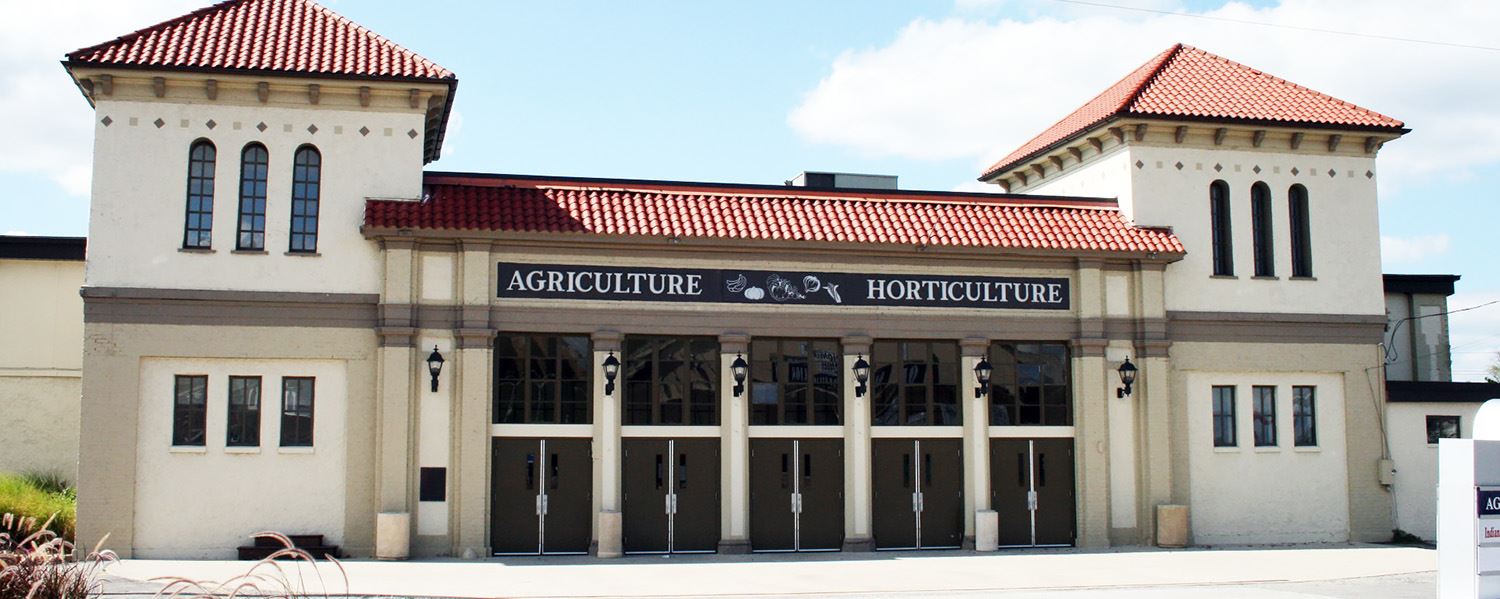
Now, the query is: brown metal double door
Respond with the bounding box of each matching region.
[490,437,593,555]
[991,438,1076,547]
[622,438,720,554]
[749,438,844,552]
[872,438,963,550]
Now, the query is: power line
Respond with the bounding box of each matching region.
[1048,0,1500,53]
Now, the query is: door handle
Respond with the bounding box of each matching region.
[912,492,922,513]
[665,494,677,515]
[1027,490,1038,511]
[536,494,544,516]
[541,494,549,516]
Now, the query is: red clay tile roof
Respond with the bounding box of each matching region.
[363,173,1185,255]
[65,0,453,81]
[980,44,1405,180]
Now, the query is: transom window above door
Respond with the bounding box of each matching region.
[749,338,842,426]
[871,340,960,426]
[494,334,592,424]
[623,336,719,426]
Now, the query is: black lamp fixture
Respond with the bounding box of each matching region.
[1117,356,1138,399]
[974,358,993,398]
[731,354,749,397]
[426,346,445,392]
[852,355,871,397]
[602,352,621,396]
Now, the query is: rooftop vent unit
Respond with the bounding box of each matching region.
[787,171,898,190]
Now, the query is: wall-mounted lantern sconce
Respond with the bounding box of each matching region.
[426,346,445,393]
[731,354,748,397]
[602,352,621,396]
[852,355,870,397]
[1117,356,1138,399]
[974,358,993,398]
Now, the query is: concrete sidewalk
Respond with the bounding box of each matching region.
[98,544,1436,598]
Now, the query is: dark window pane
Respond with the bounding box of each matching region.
[495,381,523,424]
[748,338,843,426]
[172,375,207,446]
[236,144,268,251]
[493,334,591,425]
[1427,415,1461,444]
[227,376,261,447]
[1253,386,1276,446]
[289,146,320,253]
[1210,181,1234,276]
[183,141,216,249]
[1212,386,1236,447]
[280,377,315,447]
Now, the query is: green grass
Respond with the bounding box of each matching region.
[0,472,75,541]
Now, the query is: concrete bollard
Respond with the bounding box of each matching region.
[375,512,411,560]
[1156,504,1189,548]
[596,510,623,558]
[975,510,999,551]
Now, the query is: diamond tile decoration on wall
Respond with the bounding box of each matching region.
[100,116,112,127]
[407,129,419,139]
[256,122,268,132]
[1291,167,1300,176]
[1252,165,1261,174]
[359,126,370,136]
[1214,163,1223,172]
[1135,160,1144,169]
[307,124,318,134]
[153,118,165,128]
[206,119,217,130]
[1366,170,1374,179]
[1327,169,1336,177]
[1174,161,1184,170]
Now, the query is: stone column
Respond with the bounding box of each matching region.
[1072,258,1111,548]
[591,330,623,557]
[719,333,751,553]
[841,335,874,551]
[375,240,417,555]
[960,336,992,550]
[1136,262,1174,544]
[451,241,494,558]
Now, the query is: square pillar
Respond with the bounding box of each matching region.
[452,330,494,558]
[960,337,992,549]
[591,331,623,557]
[841,335,874,551]
[1071,347,1111,548]
[719,333,751,553]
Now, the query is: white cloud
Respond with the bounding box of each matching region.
[0,1,202,197]
[3,230,30,236]
[1381,234,1451,265]
[788,0,1500,192]
[1449,290,1500,383]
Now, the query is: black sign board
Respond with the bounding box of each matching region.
[1479,489,1500,517]
[497,262,1070,310]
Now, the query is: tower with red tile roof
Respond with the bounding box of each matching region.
[981,43,1407,544]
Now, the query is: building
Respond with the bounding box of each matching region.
[64,0,1412,558]
[0,236,85,481]
[1383,274,1500,541]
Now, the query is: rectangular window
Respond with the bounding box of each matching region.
[749,338,842,426]
[1212,386,1236,447]
[173,375,208,446]
[493,334,592,424]
[988,342,1071,426]
[183,141,216,249]
[226,376,262,447]
[236,144,269,251]
[623,336,719,426]
[872,340,960,426]
[1427,415,1461,444]
[280,377,315,447]
[1292,386,1317,447]
[1252,386,1277,447]
[289,147,321,253]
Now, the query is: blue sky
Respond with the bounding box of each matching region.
[2,0,1497,379]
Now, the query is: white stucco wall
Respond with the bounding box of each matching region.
[133,358,347,558]
[1388,401,1484,540]
[1185,371,1349,545]
[85,99,427,294]
[1026,146,1136,218]
[0,258,84,479]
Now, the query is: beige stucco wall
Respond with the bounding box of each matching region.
[78,323,377,558]
[1171,341,1388,544]
[1388,401,1483,540]
[0,258,84,479]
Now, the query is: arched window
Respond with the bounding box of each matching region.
[289,145,321,253]
[1289,184,1313,277]
[236,143,269,251]
[1251,182,1274,277]
[182,140,216,249]
[1209,180,1233,276]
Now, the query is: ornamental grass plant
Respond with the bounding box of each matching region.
[152,532,349,599]
[0,512,115,599]
[0,474,74,541]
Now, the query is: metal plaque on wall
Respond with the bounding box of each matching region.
[497,262,1069,310]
